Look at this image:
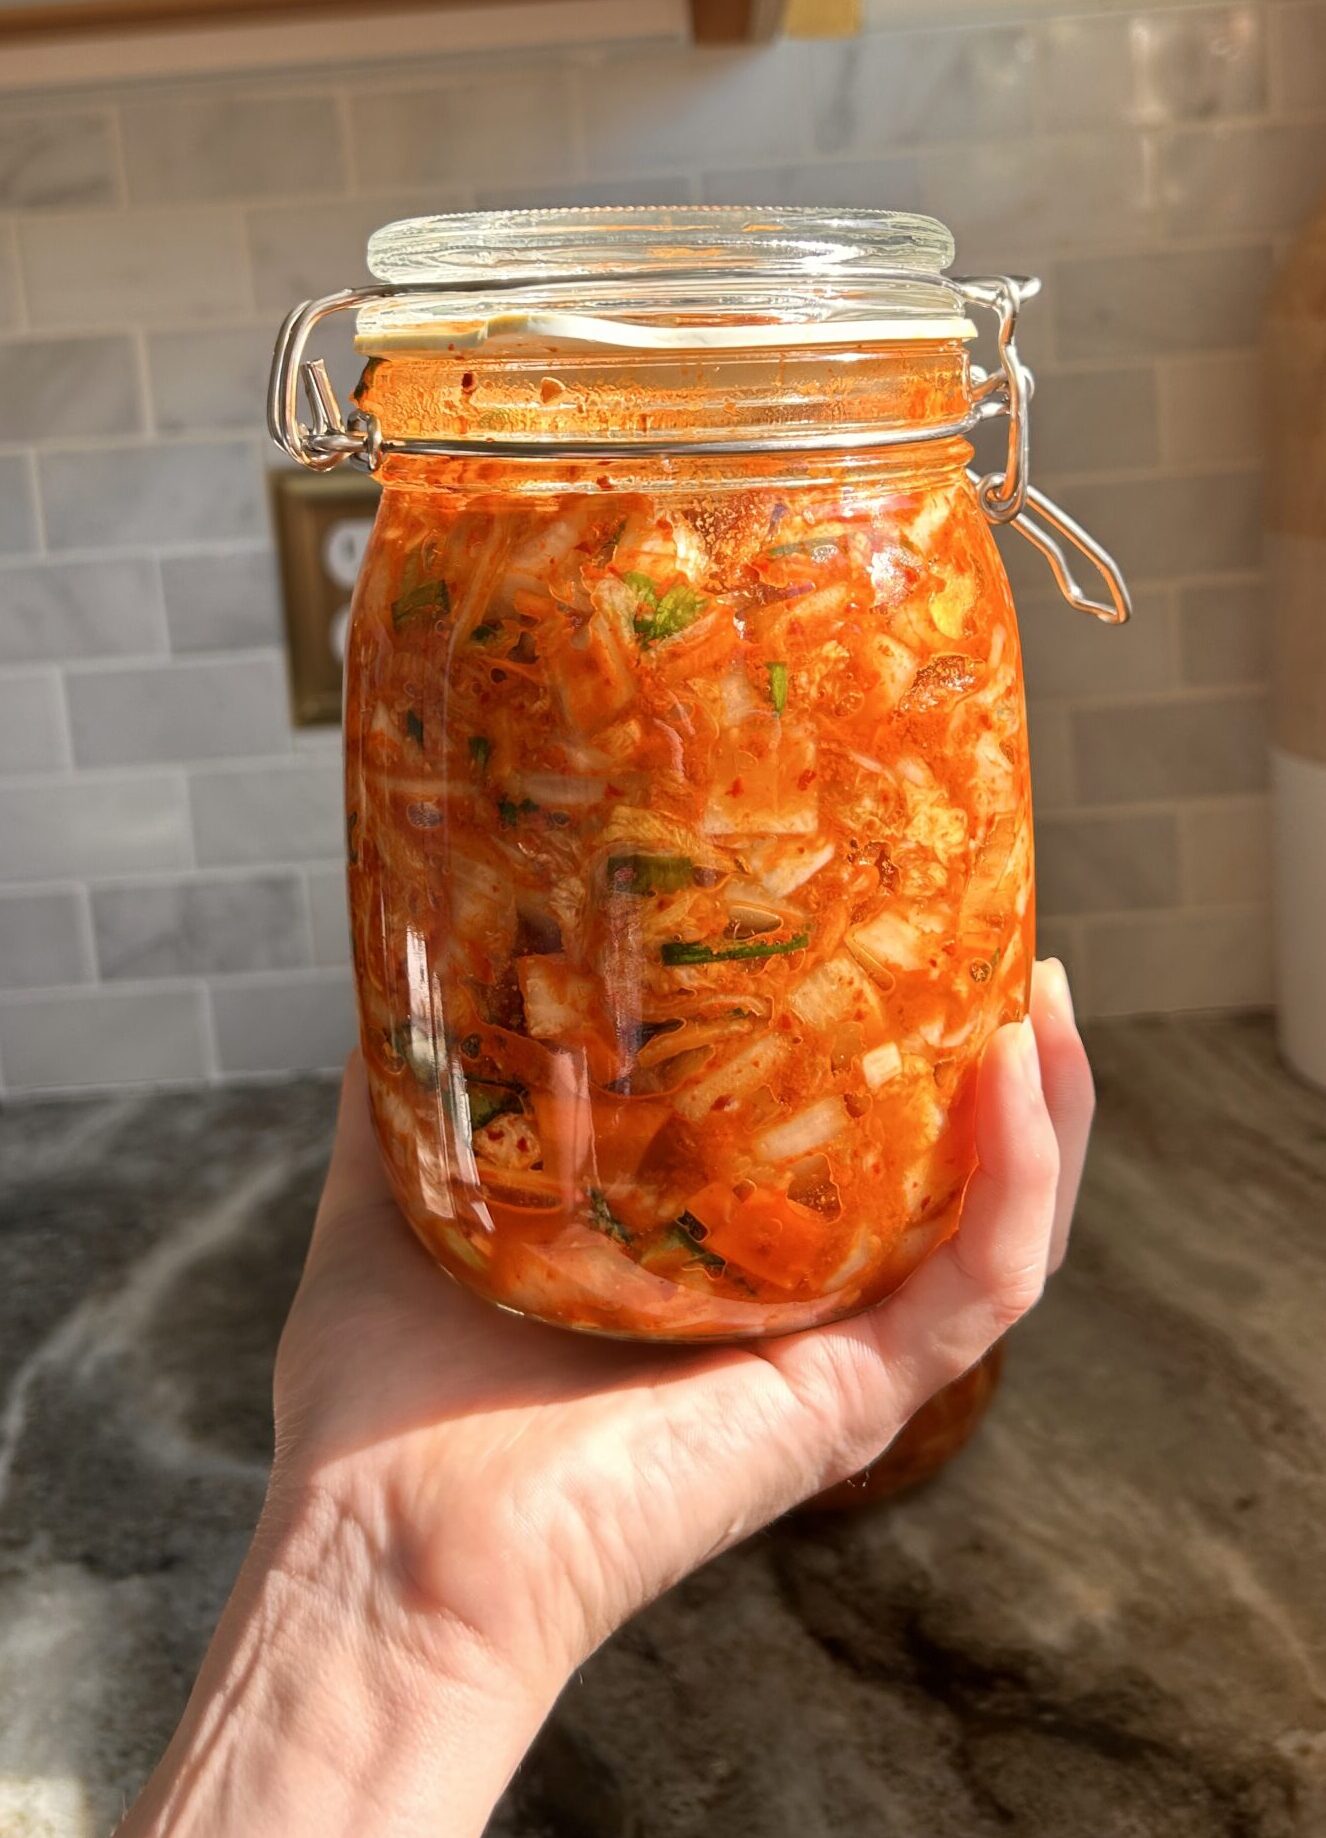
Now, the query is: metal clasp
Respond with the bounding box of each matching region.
[267,274,1130,624]
[268,287,387,472]
[956,272,1130,624]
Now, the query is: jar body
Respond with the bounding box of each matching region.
[345,446,1034,1339]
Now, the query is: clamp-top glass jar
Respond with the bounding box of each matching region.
[271,207,1128,1341]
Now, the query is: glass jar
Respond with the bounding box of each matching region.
[270,207,1127,1343]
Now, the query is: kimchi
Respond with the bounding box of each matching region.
[345,432,1033,1338]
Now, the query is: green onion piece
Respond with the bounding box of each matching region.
[391,578,450,631]
[766,661,789,715]
[588,1189,633,1245]
[467,1081,521,1131]
[660,931,810,967]
[468,735,491,775]
[663,1217,724,1271]
[620,570,659,609]
[404,708,425,747]
[635,583,706,647]
[606,853,695,896]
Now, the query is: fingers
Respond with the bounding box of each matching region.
[870,1014,1061,1404]
[762,1014,1060,1474]
[1029,958,1095,1272]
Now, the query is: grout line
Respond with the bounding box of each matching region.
[4,216,31,336]
[295,864,319,968]
[22,448,46,556]
[47,662,76,774]
[0,965,353,1006]
[104,99,132,208]
[131,325,156,438]
[197,979,222,1082]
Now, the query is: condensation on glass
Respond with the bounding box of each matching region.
[269,207,1128,1344]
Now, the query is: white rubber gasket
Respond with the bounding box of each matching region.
[354,309,978,353]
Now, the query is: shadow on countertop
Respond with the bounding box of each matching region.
[1,1014,1323,1837]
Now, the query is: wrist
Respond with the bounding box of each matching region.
[120,1480,564,1838]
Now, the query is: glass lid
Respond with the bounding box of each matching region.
[356,206,976,352]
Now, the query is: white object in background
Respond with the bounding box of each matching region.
[1272,747,1326,1089]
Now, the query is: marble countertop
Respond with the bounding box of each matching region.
[2,1014,1324,1836]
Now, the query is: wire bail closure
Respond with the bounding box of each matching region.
[268,272,1129,625]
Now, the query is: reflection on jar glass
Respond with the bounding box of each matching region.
[270,207,1127,1343]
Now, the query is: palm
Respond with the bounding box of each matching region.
[274,962,1091,1675]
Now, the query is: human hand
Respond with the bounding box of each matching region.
[121,959,1091,1838]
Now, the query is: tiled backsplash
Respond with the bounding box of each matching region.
[1,1,1322,1091]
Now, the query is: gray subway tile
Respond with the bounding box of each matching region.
[306,864,349,965]
[19,207,251,328]
[0,775,189,884]
[352,71,575,190]
[578,47,806,174]
[0,671,67,773]
[0,985,209,1089]
[1018,587,1175,701]
[1,335,141,442]
[1039,8,1265,131]
[0,112,118,210]
[1036,810,1181,916]
[1025,699,1074,814]
[1029,366,1161,476]
[1083,906,1271,1017]
[1178,578,1269,688]
[1156,123,1326,239]
[1179,797,1270,905]
[0,456,39,556]
[1072,692,1268,805]
[0,889,91,989]
[806,26,1034,156]
[246,194,436,314]
[1034,918,1085,996]
[0,558,166,662]
[147,325,269,435]
[66,655,290,767]
[1054,246,1273,359]
[699,157,922,211]
[40,440,264,551]
[919,134,1152,265]
[121,95,344,205]
[160,548,281,653]
[92,873,308,979]
[1273,2,1326,112]
[209,971,356,1074]
[478,175,696,210]
[1045,471,1261,582]
[146,323,356,437]
[1159,353,1261,469]
[189,758,342,865]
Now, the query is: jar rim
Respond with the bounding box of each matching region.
[358,205,974,353]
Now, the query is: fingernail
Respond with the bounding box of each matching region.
[1018,1016,1043,1094]
[1045,957,1075,1023]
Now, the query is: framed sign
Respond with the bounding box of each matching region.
[269,468,379,727]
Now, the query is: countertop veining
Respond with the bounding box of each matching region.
[1,1015,1324,1836]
